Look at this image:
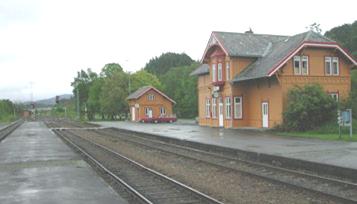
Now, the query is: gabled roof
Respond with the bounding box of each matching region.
[126,86,176,104]
[233,31,357,82]
[191,30,357,80]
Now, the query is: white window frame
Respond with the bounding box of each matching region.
[234,96,242,119]
[293,56,308,75]
[325,57,332,75]
[160,107,166,116]
[293,56,301,75]
[226,62,230,80]
[332,57,339,75]
[301,56,308,75]
[147,94,155,101]
[217,63,222,81]
[144,107,152,117]
[212,98,217,118]
[212,64,216,82]
[205,98,211,118]
[325,57,339,76]
[225,97,231,119]
[329,93,339,102]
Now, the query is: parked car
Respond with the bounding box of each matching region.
[140,116,177,123]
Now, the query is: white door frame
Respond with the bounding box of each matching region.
[218,97,224,127]
[262,102,269,128]
[131,106,135,121]
[148,108,153,118]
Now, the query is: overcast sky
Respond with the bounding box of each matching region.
[1,0,356,101]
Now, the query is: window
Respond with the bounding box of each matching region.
[293,56,301,75]
[329,93,339,102]
[144,107,152,117]
[325,57,331,75]
[147,94,155,101]
[302,56,308,75]
[332,57,339,75]
[218,63,222,81]
[212,98,217,118]
[325,57,339,75]
[234,97,242,119]
[293,56,308,75]
[225,97,231,119]
[226,62,230,80]
[212,64,216,82]
[160,107,166,116]
[205,98,211,118]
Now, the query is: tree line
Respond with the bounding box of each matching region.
[71,53,198,120]
[0,100,22,122]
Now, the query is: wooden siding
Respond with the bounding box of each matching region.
[128,89,174,121]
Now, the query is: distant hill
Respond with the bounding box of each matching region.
[25,94,73,107]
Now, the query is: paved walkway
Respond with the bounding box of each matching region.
[0,122,127,204]
[93,121,357,170]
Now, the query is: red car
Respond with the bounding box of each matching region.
[140,117,177,123]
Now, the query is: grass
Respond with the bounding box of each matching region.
[274,119,357,142]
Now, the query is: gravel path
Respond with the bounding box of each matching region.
[69,129,338,204]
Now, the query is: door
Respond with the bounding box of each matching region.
[131,107,135,121]
[262,102,269,128]
[148,108,153,118]
[218,98,224,127]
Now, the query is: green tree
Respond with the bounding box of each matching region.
[100,63,123,78]
[71,68,98,119]
[283,84,337,131]
[86,78,104,120]
[130,70,162,93]
[144,52,194,76]
[100,69,129,120]
[325,21,357,57]
[160,63,199,118]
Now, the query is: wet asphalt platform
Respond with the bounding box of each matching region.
[94,121,357,170]
[0,122,127,204]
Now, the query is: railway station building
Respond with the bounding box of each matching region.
[191,30,357,128]
[127,86,176,122]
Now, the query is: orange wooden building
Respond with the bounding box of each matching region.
[191,31,357,128]
[127,86,176,122]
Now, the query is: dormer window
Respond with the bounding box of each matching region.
[293,56,308,75]
[218,63,223,81]
[212,64,217,82]
[147,94,155,101]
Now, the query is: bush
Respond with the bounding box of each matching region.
[282,84,337,131]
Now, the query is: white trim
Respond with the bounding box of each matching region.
[212,64,217,82]
[268,43,357,77]
[329,92,339,102]
[233,96,242,119]
[212,98,217,118]
[200,33,229,63]
[302,55,309,75]
[226,62,230,80]
[218,63,222,81]
[205,98,211,118]
[225,97,231,119]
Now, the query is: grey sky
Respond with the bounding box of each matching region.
[0,0,356,101]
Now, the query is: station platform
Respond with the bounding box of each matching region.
[93,121,357,170]
[0,122,127,204]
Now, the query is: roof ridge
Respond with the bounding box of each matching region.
[212,31,289,38]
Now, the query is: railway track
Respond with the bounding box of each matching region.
[53,129,223,204]
[88,128,357,204]
[0,120,22,142]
